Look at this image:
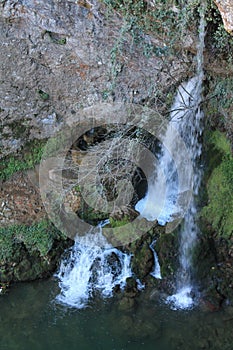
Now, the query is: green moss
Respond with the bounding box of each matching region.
[209,130,232,155]
[109,216,130,227]
[76,196,109,225]
[201,131,233,239]
[0,139,46,181]
[37,89,49,100]
[0,220,71,282]
[0,220,63,260]
[131,242,153,279]
[0,229,15,262]
[156,232,178,277]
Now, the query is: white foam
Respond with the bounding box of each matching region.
[55,227,132,308]
[166,286,194,310]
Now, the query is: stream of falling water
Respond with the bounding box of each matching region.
[167,6,206,309]
[150,240,162,279]
[56,226,132,308]
[136,8,206,309]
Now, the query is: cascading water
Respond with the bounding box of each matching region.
[136,8,206,309]
[166,75,204,309]
[150,240,162,279]
[167,7,206,309]
[56,226,132,308]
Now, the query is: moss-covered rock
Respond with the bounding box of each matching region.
[156,231,179,278]
[195,130,233,304]
[131,239,154,281]
[201,131,233,239]
[0,139,46,182]
[0,220,72,283]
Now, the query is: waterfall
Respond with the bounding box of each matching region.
[55,227,132,308]
[150,240,162,279]
[136,8,206,309]
[167,7,206,310]
[166,75,204,309]
[55,6,206,310]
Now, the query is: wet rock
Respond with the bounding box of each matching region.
[156,232,178,278]
[119,315,134,331]
[110,206,139,222]
[118,296,135,311]
[131,241,154,280]
[124,277,138,298]
[200,288,224,312]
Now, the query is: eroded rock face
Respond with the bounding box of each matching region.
[214,0,233,34]
[0,0,192,159]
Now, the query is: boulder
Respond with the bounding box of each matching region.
[214,0,233,34]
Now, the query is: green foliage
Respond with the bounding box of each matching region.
[205,1,233,59]
[37,89,49,100]
[202,131,233,239]
[211,78,233,110]
[213,24,233,54]
[0,220,61,261]
[102,0,202,44]
[102,0,233,61]
[208,130,232,155]
[109,216,130,227]
[73,185,81,193]
[0,228,15,262]
[0,140,46,181]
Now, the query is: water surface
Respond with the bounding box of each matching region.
[0,279,232,350]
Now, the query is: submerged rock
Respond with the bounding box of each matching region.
[118,296,135,311]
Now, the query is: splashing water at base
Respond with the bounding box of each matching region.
[55,227,132,308]
[166,286,194,310]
